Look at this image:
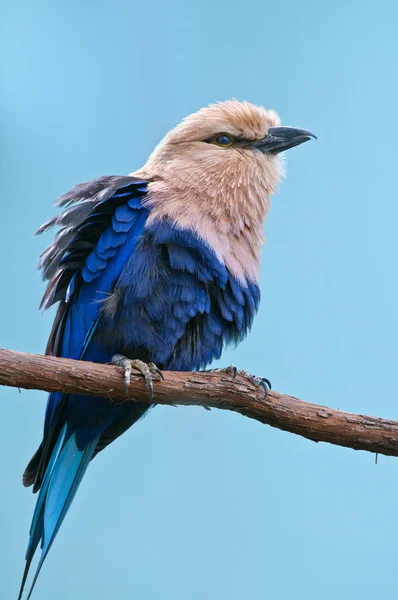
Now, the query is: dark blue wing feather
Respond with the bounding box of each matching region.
[33,179,150,463]
[18,176,151,600]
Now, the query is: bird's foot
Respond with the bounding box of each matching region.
[205,365,271,399]
[111,354,164,400]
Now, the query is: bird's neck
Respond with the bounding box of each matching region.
[133,162,272,286]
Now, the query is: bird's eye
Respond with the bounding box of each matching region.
[213,133,234,147]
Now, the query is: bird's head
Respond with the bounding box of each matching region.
[141,99,315,201]
[136,100,315,283]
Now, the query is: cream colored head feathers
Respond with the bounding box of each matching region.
[133,100,310,285]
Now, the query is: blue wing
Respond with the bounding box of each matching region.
[19,176,150,600]
[38,177,149,470]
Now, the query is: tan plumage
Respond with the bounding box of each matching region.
[134,100,284,285]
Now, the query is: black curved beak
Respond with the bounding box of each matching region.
[253,126,317,154]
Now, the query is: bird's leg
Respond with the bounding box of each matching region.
[111,354,164,400]
[204,365,271,399]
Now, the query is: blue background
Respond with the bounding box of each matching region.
[2,1,398,598]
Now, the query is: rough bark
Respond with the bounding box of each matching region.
[0,348,397,457]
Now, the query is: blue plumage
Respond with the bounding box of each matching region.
[19,175,260,599]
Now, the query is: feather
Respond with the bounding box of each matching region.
[19,427,100,600]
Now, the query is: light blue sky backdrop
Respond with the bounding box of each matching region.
[2,1,398,598]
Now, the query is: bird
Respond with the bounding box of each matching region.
[18,99,315,599]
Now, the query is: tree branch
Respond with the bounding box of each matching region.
[1,348,397,457]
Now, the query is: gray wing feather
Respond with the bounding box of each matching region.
[55,175,136,207]
[36,175,148,308]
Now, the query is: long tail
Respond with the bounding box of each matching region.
[18,425,100,600]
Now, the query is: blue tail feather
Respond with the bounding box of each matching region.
[28,423,68,546]
[18,427,100,600]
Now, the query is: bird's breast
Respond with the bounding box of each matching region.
[96,218,261,371]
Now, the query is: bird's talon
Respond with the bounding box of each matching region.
[248,375,271,399]
[259,380,270,399]
[262,378,272,390]
[149,363,164,380]
[111,355,161,400]
[202,365,271,400]
[147,379,154,402]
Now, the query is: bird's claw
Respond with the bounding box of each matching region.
[236,370,271,399]
[205,365,271,399]
[111,354,163,400]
